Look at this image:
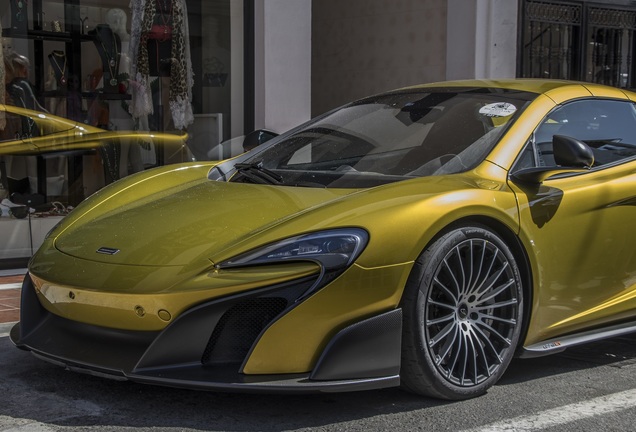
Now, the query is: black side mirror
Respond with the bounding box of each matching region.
[243,129,278,152]
[511,135,594,184]
[553,135,594,167]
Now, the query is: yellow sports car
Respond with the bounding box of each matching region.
[11,79,636,400]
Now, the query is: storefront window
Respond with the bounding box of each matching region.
[0,0,240,207]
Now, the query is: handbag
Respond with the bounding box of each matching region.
[148,24,172,42]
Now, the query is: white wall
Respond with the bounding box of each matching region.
[446,0,518,80]
[253,0,312,134]
[230,0,244,138]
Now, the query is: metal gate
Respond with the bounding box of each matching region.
[520,0,636,88]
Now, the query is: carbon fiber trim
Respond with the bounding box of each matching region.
[311,309,402,380]
[520,320,636,358]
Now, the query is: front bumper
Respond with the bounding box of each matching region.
[11,274,402,393]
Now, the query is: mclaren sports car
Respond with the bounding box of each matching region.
[11,79,636,400]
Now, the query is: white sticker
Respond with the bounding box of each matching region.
[479,102,517,118]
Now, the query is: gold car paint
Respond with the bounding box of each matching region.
[30,261,320,331]
[243,262,413,374]
[542,84,593,104]
[621,88,636,103]
[32,163,521,374]
[496,84,636,346]
[244,166,523,373]
[206,166,521,270]
[584,83,629,100]
[512,158,636,346]
[485,94,557,170]
[403,79,570,95]
[27,81,533,374]
[54,180,356,267]
[246,185,519,374]
[27,79,636,375]
[49,162,220,241]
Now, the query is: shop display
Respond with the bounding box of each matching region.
[129,0,194,130]
[47,50,68,86]
[0,0,232,261]
[1,0,203,185]
[90,24,122,91]
[9,0,29,32]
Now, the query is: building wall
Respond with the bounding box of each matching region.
[254,0,312,134]
[311,0,447,115]
[446,0,518,80]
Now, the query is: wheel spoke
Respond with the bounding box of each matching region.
[433,276,458,304]
[467,239,486,294]
[435,325,460,366]
[460,332,477,385]
[474,319,513,347]
[483,314,517,325]
[428,320,457,348]
[472,323,504,364]
[474,261,508,297]
[457,245,467,295]
[427,312,454,326]
[477,277,514,304]
[458,331,470,385]
[469,327,493,379]
[442,256,462,297]
[428,298,456,310]
[446,329,464,380]
[471,245,499,294]
[474,297,518,311]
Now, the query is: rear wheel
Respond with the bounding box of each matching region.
[401,226,523,400]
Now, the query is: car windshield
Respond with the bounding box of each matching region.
[233,87,537,188]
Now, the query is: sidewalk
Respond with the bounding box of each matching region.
[0,269,25,324]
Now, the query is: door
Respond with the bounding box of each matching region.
[509,98,636,345]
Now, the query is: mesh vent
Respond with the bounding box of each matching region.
[201,297,288,366]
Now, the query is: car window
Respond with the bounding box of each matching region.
[235,88,537,188]
[532,99,636,168]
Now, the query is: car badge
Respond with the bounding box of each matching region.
[96,247,120,255]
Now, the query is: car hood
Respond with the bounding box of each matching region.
[55,180,354,267]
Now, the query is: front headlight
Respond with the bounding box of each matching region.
[219,228,369,297]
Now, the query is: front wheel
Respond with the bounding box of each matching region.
[401,226,524,400]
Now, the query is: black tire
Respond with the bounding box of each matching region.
[401,225,524,400]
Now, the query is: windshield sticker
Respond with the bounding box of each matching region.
[479,103,517,118]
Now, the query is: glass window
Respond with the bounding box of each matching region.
[531,99,636,168]
[232,88,536,188]
[0,0,241,205]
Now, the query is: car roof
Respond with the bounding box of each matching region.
[400,79,636,102]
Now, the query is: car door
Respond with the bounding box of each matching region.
[509,98,636,345]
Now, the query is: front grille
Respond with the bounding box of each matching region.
[201,297,288,365]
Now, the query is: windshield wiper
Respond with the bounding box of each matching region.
[234,162,284,185]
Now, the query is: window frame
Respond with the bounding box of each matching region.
[511,97,636,176]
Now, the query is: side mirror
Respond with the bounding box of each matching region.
[552,134,594,167]
[511,135,594,184]
[243,129,278,152]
